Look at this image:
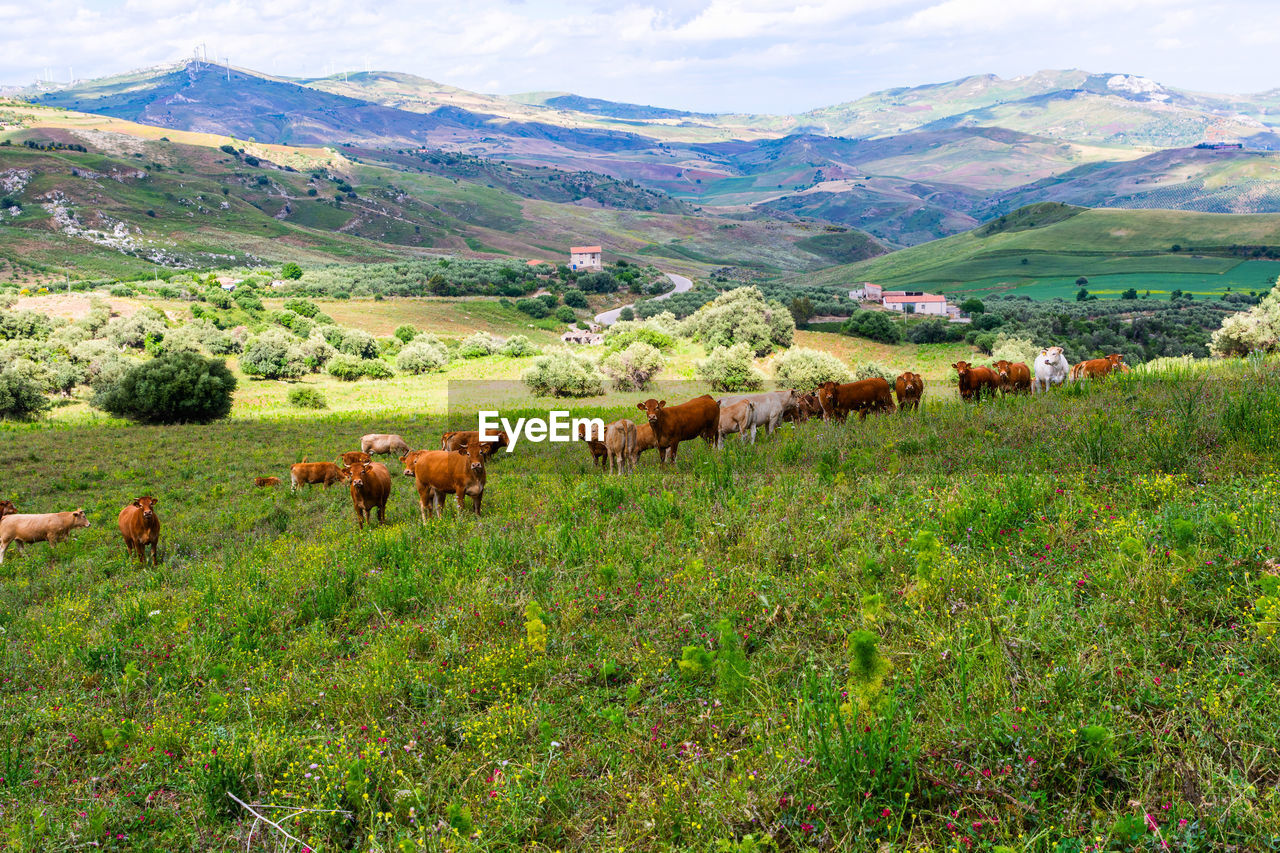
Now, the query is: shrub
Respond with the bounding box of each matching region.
[104,309,167,349]
[283,298,318,317]
[555,306,577,324]
[93,352,236,424]
[841,311,901,344]
[852,360,895,382]
[241,329,307,379]
[377,336,403,356]
[563,290,588,309]
[907,318,962,344]
[287,387,328,409]
[684,287,795,356]
[600,342,664,391]
[697,344,765,392]
[603,324,675,353]
[327,355,394,381]
[396,341,449,374]
[1212,285,1280,356]
[298,333,336,372]
[457,332,498,359]
[516,298,550,319]
[393,324,417,343]
[772,347,851,389]
[499,335,539,357]
[991,332,1039,366]
[522,349,604,397]
[280,262,303,280]
[619,307,635,322]
[336,328,379,359]
[0,367,51,419]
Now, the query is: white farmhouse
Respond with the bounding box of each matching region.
[882,292,947,315]
[569,245,603,272]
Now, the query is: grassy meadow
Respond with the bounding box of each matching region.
[2,361,1280,851]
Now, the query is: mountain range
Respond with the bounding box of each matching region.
[7,61,1280,251]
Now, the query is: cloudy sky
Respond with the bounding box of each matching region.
[2,0,1275,113]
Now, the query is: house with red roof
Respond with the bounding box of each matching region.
[882,292,947,315]
[569,245,603,271]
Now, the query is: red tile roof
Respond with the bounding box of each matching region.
[883,293,946,303]
[570,246,602,254]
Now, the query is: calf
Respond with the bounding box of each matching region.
[636,395,720,465]
[0,509,90,563]
[253,476,281,488]
[717,390,799,439]
[894,372,924,411]
[399,449,431,476]
[118,496,160,566]
[816,379,896,421]
[784,393,822,423]
[576,421,608,469]
[993,360,1032,395]
[716,399,755,448]
[630,422,659,467]
[1077,354,1124,380]
[604,419,638,475]
[341,450,372,466]
[952,361,999,402]
[409,442,487,520]
[361,433,411,456]
[290,461,348,490]
[443,429,511,459]
[344,461,391,529]
[0,500,15,519]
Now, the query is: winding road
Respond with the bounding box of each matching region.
[593,272,692,326]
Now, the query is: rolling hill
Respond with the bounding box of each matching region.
[11,61,1280,254]
[796,204,1280,299]
[0,100,884,280]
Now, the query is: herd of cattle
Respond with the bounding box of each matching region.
[0,347,1128,562]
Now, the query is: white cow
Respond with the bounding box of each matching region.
[1033,346,1070,393]
[716,389,800,441]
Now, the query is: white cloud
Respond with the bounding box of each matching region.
[1,0,1276,112]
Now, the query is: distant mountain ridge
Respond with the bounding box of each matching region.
[11,62,1280,246]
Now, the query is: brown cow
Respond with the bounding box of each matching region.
[118,496,160,566]
[816,379,896,421]
[344,461,391,529]
[442,429,511,458]
[254,476,281,488]
[0,500,16,519]
[630,422,658,466]
[0,509,90,563]
[716,399,755,448]
[576,422,608,469]
[894,372,924,411]
[409,443,487,520]
[341,451,372,466]
[290,461,348,490]
[361,433,411,456]
[604,419,638,475]
[1077,354,1124,380]
[398,449,432,476]
[952,361,1000,402]
[992,361,1032,395]
[636,395,720,465]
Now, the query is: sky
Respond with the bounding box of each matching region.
[1,0,1276,113]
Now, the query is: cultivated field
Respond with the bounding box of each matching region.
[2,363,1279,851]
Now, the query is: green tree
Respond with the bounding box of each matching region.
[788,296,815,327]
[280,262,303,280]
[0,367,51,420]
[94,353,236,424]
[959,298,985,314]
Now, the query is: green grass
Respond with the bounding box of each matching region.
[798,208,1280,297]
[1,365,1279,851]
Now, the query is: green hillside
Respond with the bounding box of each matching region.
[798,207,1280,298]
[0,110,884,281]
